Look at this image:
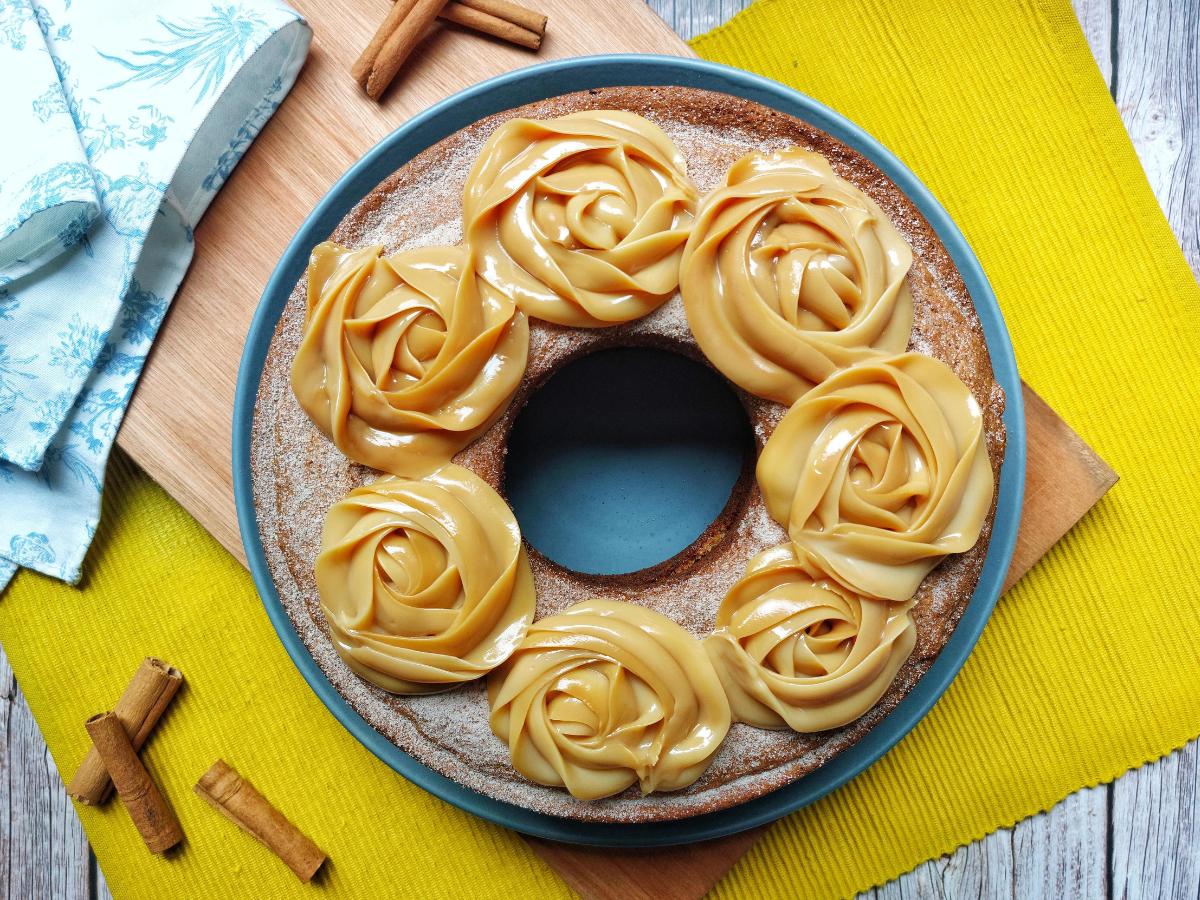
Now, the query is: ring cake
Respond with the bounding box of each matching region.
[250,86,1006,822]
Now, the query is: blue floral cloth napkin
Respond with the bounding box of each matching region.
[0,0,311,588]
[0,0,99,283]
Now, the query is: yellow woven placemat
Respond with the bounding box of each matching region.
[3,0,1199,897]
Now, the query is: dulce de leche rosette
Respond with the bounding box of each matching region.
[758,353,994,602]
[680,148,914,405]
[314,465,536,694]
[291,242,528,477]
[704,543,915,732]
[487,599,731,800]
[462,110,698,328]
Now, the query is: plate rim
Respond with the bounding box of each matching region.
[232,54,1026,847]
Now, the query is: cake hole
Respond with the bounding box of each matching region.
[505,347,754,575]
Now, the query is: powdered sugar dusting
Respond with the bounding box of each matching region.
[251,87,1006,822]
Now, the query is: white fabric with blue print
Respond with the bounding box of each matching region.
[0,0,311,589]
[0,0,99,283]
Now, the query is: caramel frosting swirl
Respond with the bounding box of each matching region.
[680,148,914,405]
[463,110,699,327]
[315,465,535,694]
[758,353,993,602]
[291,242,528,477]
[487,600,730,800]
[704,543,915,732]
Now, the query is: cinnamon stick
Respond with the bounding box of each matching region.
[457,0,546,36]
[194,760,326,883]
[366,0,450,100]
[356,0,546,97]
[85,713,183,854]
[439,2,541,50]
[67,657,182,806]
[352,0,421,87]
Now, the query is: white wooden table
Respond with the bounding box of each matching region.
[4,1,1195,896]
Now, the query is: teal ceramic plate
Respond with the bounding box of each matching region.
[232,55,1025,847]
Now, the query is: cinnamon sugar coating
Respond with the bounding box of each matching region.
[251,87,1006,823]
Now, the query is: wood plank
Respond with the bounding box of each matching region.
[1070,0,1114,88]
[1111,739,1200,900]
[115,0,695,566]
[97,857,114,900]
[2,642,90,900]
[938,818,1015,899]
[1011,785,1108,899]
[0,647,12,900]
[646,0,753,41]
[1115,0,1200,278]
[861,786,1106,899]
[43,736,89,900]
[9,661,54,900]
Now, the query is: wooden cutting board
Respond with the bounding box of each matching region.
[111,1,1118,897]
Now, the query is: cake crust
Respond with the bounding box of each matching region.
[250,86,1006,822]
